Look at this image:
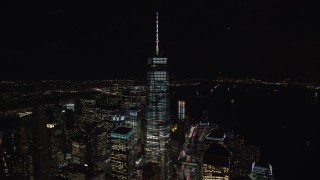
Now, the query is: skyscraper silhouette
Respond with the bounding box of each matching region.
[145,12,171,180]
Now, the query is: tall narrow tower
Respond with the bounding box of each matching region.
[145,12,171,180]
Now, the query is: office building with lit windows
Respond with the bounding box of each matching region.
[202,144,230,180]
[0,112,34,179]
[71,136,87,165]
[125,109,143,165]
[145,12,171,180]
[178,100,186,121]
[110,127,135,180]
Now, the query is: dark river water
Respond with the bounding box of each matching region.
[171,81,319,179]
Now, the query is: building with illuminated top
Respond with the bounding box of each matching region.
[248,162,275,180]
[125,109,143,166]
[178,100,186,121]
[110,127,136,180]
[145,12,171,180]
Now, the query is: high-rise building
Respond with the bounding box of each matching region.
[44,106,65,177]
[77,99,98,125]
[202,144,230,180]
[145,12,171,180]
[0,112,34,179]
[95,129,108,162]
[71,136,87,165]
[125,109,143,165]
[248,162,275,180]
[62,102,75,130]
[33,107,49,180]
[110,127,136,180]
[178,101,186,122]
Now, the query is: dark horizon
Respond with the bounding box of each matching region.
[1,1,320,81]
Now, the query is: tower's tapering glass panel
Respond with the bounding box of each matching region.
[145,57,171,179]
[145,12,171,180]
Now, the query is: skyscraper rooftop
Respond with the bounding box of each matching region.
[111,126,134,140]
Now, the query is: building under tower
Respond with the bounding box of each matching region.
[110,127,136,180]
[145,12,172,180]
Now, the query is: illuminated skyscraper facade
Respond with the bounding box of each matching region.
[145,12,171,180]
[110,127,135,180]
[178,100,186,121]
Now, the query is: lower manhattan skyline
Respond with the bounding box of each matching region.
[1,1,319,180]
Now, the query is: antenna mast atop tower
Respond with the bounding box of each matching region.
[156,12,159,56]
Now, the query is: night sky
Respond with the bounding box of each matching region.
[1,1,319,80]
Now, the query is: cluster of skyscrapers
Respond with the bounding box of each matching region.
[0,13,276,180]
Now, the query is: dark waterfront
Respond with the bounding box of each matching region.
[172,80,319,179]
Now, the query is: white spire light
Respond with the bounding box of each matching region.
[156,12,159,56]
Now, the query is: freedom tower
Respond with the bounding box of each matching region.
[145,12,172,180]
